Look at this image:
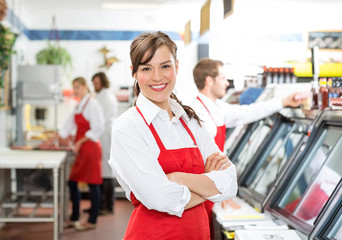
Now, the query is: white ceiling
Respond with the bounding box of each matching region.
[19,0,206,11]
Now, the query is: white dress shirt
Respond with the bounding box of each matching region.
[58,94,105,142]
[190,93,283,139]
[95,88,118,178]
[108,93,237,217]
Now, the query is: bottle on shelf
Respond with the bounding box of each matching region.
[273,67,279,84]
[338,78,342,98]
[267,67,273,85]
[327,78,333,107]
[332,78,338,98]
[318,78,329,110]
[284,68,291,83]
[262,66,268,87]
[290,68,297,83]
[278,68,284,84]
[311,81,319,110]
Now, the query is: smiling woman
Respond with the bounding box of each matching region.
[108,31,237,240]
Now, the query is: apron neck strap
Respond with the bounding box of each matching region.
[80,96,91,113]
[179,118,197,146]
[197,96,217,126]
[136,106,166,151]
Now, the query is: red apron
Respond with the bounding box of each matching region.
[123,106,210,240]
[69,97,102,185]
[196,97,226,151]
[197,96,226,239]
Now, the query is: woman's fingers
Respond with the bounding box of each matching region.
[205,152,220,173]
[213,156,229,170]
[206,152,231,172]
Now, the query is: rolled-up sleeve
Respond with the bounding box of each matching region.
[108,116,191,217]
[191,120,238,202]
[203,163,238,202]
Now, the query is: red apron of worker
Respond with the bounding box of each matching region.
[197,97,226,151]
[197,96,226,239]
[123,106,210,240]
[69,97,102,184]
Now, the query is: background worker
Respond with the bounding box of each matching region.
[43,77,104,230]
[92,72,118,215]
[190,58,306,239]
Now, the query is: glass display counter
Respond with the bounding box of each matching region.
[264,110,342,236]
[238,114,313,212]
[309,180,342,240]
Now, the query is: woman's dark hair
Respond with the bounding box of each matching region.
[130,31,201,125]
[91,72,110,88]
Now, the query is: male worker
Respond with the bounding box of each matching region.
[92,72,118,215]
[191,58,305,239]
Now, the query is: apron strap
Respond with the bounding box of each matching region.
[196,96,218,126]
[81,96,91,112]
[136,106,166,151]
[76,96,91,114]
[179,118,198,146]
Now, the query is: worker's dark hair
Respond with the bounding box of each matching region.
[130,31,201,126]
[91,72,110,88]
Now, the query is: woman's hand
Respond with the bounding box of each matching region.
[73,140,82,154]
[205,152,231,173]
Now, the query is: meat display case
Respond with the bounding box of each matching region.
[309,179,342,240]
[237,112,314,212]
[264,109,342,236]
[227,116,275,177]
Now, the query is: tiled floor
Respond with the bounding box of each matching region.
[0,199,134,240]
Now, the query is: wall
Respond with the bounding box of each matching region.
[208,0,342,90]
[2,0,342,146]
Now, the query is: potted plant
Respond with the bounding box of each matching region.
[0,23,17,88]
[35,41,72,70]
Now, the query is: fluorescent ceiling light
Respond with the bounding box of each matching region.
[101,2,161,10]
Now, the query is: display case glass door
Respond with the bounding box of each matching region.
[249,122,304,197]
[232,118,274,176]
[276,126,342,226]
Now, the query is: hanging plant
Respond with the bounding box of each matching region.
[0,23,17,87]
[35,41,72,70]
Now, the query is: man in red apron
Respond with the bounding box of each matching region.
[191,58,305,238]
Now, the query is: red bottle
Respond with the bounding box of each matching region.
[319,78,329,110]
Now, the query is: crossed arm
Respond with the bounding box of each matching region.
[166,152,231,210]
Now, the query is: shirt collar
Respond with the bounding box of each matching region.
[75,94,90,111]
[197,92,218,112]
[136,93,188,125]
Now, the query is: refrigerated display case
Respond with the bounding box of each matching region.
[309,179,342,240]
[227,116,275,177]
[264,110,342,236]
[238,114,313,212]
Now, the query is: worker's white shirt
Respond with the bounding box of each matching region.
[108,93,237,217]
[190,93,283,139]
[58,94,104,142]
[95,88,118,178]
